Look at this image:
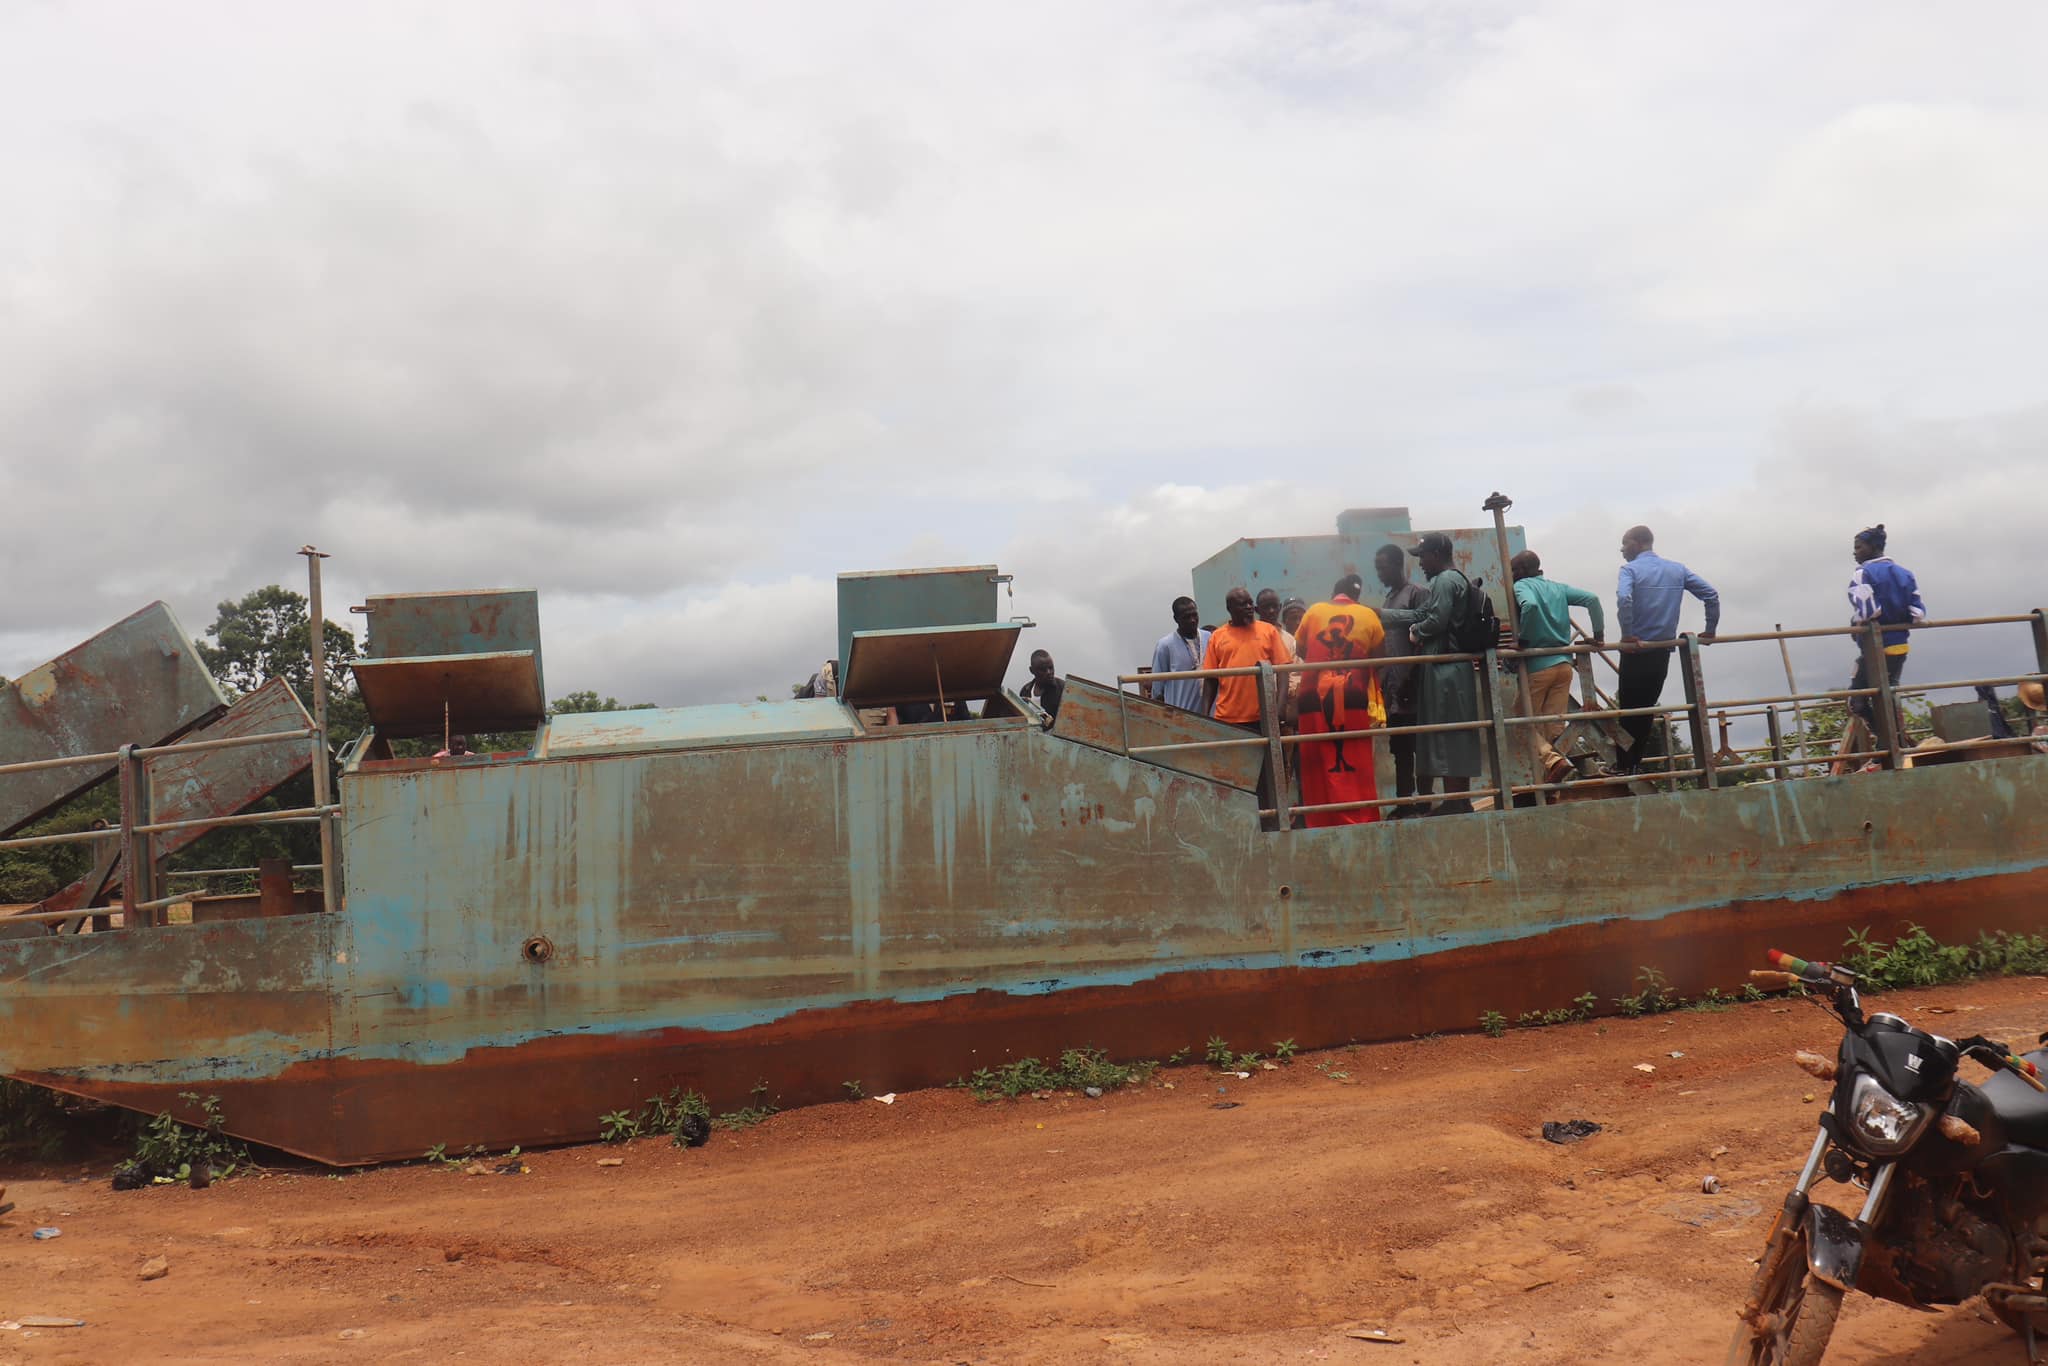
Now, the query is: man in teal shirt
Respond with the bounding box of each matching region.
[1511,550,1604,784]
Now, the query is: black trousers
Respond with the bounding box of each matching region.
[1384,710,1430,800]
[1617,648,1673,770]
[1848,651,1907,733]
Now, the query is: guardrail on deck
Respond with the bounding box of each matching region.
[0,725,337,930]
[1114,612,2048,829]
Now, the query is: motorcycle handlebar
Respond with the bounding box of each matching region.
[1962,1038,2047,1092]
[1766,948,1859,987]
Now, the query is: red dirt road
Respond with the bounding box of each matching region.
[7,977,2048,1365]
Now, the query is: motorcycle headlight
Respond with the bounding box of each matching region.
[1847,1073,1933,1156]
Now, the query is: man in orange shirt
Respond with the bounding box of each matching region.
[1200,586,1294,725]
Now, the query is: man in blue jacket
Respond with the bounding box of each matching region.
[1846,524,1925,738]
[1616,525,1720,773]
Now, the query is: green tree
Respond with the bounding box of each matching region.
[196,585,366,741]
[165,586,372,889]
[549,691,656,716]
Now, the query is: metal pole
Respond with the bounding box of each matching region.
[1483,493,1535,792]
[1860,623,1904,769]
[117,745,139,924]
[1765,706,1786,778]
[1679,635,1715,790]
[301,545,338,915]
[2032,609,2048,680]
[1256,661,1290,831]
[1775,624,1807,770]
[1480,647,1512,810]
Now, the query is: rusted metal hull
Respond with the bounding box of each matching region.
[3,717,2046,1166]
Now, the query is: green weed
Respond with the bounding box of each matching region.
[712,1081,780,1131]
[129,1093,248,1183]
[966,1047,1156,1102]
[1615,966,1677,1018]
[1840,924,2048,991]
[1479,1010,1507,1039]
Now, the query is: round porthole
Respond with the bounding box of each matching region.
[521,935,555,965]
[1277,884,1294,900]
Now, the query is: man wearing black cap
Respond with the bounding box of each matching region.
[1846,524,1924,739]
[1378,532,1483,815]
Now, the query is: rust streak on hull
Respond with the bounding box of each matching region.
[32,866,2048,1166]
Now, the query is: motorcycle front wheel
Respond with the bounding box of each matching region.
[1727,1219,1845,1366]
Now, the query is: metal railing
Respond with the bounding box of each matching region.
[1112,611,2048,830]
[3,547,343,933]
[0,724,340,930]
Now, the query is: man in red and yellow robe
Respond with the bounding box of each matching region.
[1294,589,1386,827]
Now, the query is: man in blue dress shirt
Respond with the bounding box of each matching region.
[1150,596,1213,715]
[1615,525,1721,773]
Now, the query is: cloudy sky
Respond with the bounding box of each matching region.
[5,1,2046,728]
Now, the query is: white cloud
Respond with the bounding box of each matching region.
[1,1,2045,730]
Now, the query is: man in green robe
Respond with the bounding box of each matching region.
[1378,532,1483,816]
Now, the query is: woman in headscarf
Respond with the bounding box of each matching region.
[1292,581,1387,826]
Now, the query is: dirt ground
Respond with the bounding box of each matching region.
[8,978,2048,1365]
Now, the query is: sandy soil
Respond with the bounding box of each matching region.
[7,976,2048,1365]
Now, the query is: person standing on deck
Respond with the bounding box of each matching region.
[1202,586,1294,821]
[1020,649,1065,720]
[1379,534,1483,816]
[1375,546,1433,816]
[1510,550,1604,786]
[1151,597,1213,715]
[1293,580,1387,826]
[1257,589,1301,661]
[1845,524,1925,739]
[1200,587,1293,725]
[1281,598,1308,643]
[1615,525,1720,773]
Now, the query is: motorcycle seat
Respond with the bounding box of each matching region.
[1979,1048,2048,1146]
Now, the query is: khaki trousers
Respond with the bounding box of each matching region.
[1521,662,1576,777]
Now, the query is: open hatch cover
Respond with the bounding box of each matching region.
[352,651,546,738]
[841,623,1023,708]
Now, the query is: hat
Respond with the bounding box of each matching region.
[1409,532,1453,558]
[2021,680,2047,712]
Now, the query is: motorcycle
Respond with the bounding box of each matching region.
[1729,949,2048,1365]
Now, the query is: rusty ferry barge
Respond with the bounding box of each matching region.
[3,513,2047,1165]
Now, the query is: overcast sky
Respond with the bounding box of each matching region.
[5,2,2046,727]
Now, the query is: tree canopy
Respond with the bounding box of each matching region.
[550,691,656,716]
[197,584,367,742]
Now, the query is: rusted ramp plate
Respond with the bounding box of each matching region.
[1052,675,1263,791]
[0,602,226,836]
[147,676,314,857]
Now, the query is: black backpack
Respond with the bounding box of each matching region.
[1448,571,1501,653]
